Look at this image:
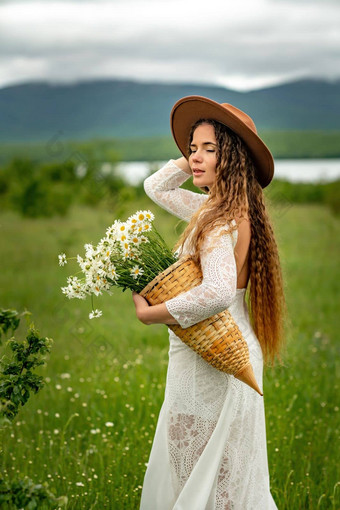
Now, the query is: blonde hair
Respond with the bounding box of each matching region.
[174,118,287,365]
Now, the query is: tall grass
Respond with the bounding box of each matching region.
[0,200,339,509]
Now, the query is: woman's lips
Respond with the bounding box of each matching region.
[193,169,205,175]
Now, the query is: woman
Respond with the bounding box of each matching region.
[132,96,286,509]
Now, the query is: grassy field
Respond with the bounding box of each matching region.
[0,198,339,509]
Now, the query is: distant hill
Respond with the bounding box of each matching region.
[0,78,339,143]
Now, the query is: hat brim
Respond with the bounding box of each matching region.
[170,95,274,188]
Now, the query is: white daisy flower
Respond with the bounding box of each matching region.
[98,239,115,256]
[84,243,95,257]
[136,211,146,222]
[128,213,139,225]
[58,253,67,266]
[118,232,128,242]
[100,277,111,291]
[77,254,85,268]
[87,258,104,274]
[108,264,119,281]
[92,283,103,296]
[61,280,87,300]
[145,210,155,221]
[130,266,144,280]
[116,221,128,234]
[130,235,141,246]
[120,241,130,253]
[61,285,73,298]
[89,309,103,319]
[106,223,119,239]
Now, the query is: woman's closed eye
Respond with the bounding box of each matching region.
[190,149,215,153]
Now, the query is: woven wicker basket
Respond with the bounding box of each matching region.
[140,256,263,396]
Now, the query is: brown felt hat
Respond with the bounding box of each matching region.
[170,95,274,188]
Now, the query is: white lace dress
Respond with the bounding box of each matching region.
[140,160,278,510]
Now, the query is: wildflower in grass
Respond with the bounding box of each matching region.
[58,253,67,266]
[90,428,100,434]
[131,266,144,280]
[105,422,114,427]
[89,309,102,319]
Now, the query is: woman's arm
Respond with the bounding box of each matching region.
[144,157,208,222]
[164,224,238,328]
[131,223,238,327]
[172,156,192,174]
[131,292,180,325]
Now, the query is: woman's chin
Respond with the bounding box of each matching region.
[193,177,212,189]
[193,176,206,186]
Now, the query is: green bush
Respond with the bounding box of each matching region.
[323,180,340,215]
[0,157,129,218]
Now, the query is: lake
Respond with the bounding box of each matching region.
[112,159,340,186]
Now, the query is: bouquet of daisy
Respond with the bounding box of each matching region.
[59,210,176,319]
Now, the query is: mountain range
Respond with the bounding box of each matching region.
[0,78,339,143]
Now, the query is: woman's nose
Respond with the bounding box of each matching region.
[192,151,202,162]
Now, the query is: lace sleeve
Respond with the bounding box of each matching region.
[165,224,238,329]
[143,159,208,222]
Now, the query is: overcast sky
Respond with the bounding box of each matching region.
[0,0,339,91]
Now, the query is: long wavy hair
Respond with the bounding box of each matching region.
[174,118,287,365]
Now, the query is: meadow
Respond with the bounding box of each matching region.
[0,195,339,509]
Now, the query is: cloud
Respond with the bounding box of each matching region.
[0,0,339,91]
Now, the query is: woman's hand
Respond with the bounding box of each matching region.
[131,291,180,326]
[172,156,191,175]
[132,291,151,325]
